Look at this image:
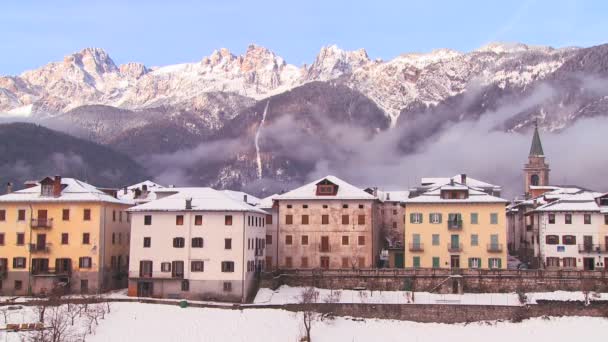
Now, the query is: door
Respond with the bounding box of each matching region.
[605,258,608,270]
[450,255,460,269]
[320,256,330,269]
[583,258,595,271]
[394,253,404,268]
[36,234,46,249]
[55,258,71,274]
[584,236,593,252]
[137,281,153,297]
[320,236,329,252]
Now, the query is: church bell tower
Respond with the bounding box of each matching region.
[523,121,550,198]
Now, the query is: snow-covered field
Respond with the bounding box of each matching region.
[254,286,608,306]
[3,302,608,342]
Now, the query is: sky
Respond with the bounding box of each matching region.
[1,0,608,75]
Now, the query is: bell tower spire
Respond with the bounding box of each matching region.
[523,120,550,197]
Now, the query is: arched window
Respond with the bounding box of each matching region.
[531,174,540,186]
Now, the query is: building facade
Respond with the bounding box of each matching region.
[127,188,266,302]
[0,176,131,295]
[275,176,379,269]
[366,189,408,268]
[404,179,508,269]
[258,194,278,270]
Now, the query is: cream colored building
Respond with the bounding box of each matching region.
[275,176,379,269]
[404,178,508,269]
[0,176,132,295]
[127,188,267,302]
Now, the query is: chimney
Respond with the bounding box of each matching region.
[450,178,454,186]
[386,193,391,201]
[123,186,128,195]
[142,184,148,192]
[6,182,12,194]
[53,176,62,197]
[185,198,192,210]
[243,194,248,203]
[460,174,467,184]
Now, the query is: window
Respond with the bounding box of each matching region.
[301,257,309,268]
[285,235,293,245]
[82,233,90,245]
[605,215,608,225]
[222,261,234,272]
[562,235,576,245]
[118,233,122,244]
[584,214,591,224]
[341,215,349,225]
[393,209,397,215]
[303,204,308,209]
[301,235,309,245]
[342,257,349,268]
[470,213,478,224]
[358,236,365,246]
[488,258,501,269]
[432,234,440,246]
[430,213,442,224]
[548,213,555,224]
[61,233,68,245]
[301,215,309,225]
[0,233,4,245]
[342,204,349,209]
[140,260,153,277]
[224,238,232,250]
[181,280,189,291]
[565,214,572,224]
[410,213,423,224]
[192,215,202,226]
[490,213,498,224]
[143,237,151,248]
[287,204,292,209]
[176,215,184,225]
[471,234,479,246]
[469,258,481,269]
[359,204,364,209]
[112,211,116,222]
[225,215,233,226]
[546,235,559,245]
[13,257,26,269]
[223,282,232,292]
[285,257,293,268]
[83,209,91,221]
[16,233,25,245]
[392,222,397,229]
[119,211,123,222]
[171,261,184,278]
[286,215,293,225]
[79,257,92,268]
[357,215,365,225]
[413,256,420,268]
[18,209,25,221]
[173,237,185,248]
[0,210,4,221]
[432,257,440,268]
[62,209,69,221]
[161,262,171,272]
[15,280,23,290]
[144,215,152,225]
[191,237,204,248]
[342,236,349,245]
[191,261,204,272]
[266,214,273,225]
[112,233,116,245]
[322,205,328,209]
[563,257,577,268]
[322,215,329,225]
[546,257,560,267]
[266,234,273,245]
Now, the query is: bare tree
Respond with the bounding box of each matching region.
[582,279,597,306]
[299,287,320,342]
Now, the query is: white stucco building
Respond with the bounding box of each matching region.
[127,188,267,302]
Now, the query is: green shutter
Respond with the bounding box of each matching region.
[410,213,415,223]
[438,213,442,223]
[432,257,440,268]
[419,214,423,224]
[498,258,502,269]
[468,258,472,268]
[413,256,420,268]
[479,258,482,269]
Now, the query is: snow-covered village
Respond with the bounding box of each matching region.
[2,1,608,341]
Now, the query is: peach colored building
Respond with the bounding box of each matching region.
[127,188,267,302]
[0,176,132,295]
[274,176,380,269]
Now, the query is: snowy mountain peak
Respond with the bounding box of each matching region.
[119,62,149,79]
[65,47,118,74]
[306,45,371,80]
[476,42,554,55]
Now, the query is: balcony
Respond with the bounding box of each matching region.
[29,243,51,253]
[447,220,463,231]
[578,244,603,253]
[319,245,331,253]
[487,244,503,253]
[409,243,424,252]
[31,218,53,229]
[0,268,7,279]
[32,267,72,277]
[448,243,463,253]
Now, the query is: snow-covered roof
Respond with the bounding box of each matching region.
[127,187,267,214]
[0,178,132,205]
[221,190,261,206]
[376,190,410,203]
[117,180,165,203]
[405,182,508,204]
[534,191,605,212]
[275,175,375,201]
[420,175,501,190]
[258,194,278,209]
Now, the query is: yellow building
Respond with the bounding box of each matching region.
[404,177,508,269]
[0,176,132,295]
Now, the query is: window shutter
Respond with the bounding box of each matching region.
[410,213,415,223]
[498,258,502,269]
[438,214,442,223]
[468,258,472,268]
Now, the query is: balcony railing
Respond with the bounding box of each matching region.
[31,218,53,229]
[448,243,463,253]
[319,245,331,253]
[487,244,503,253]
[409,243,424,252]
[32,267,72,276]
[447,220,463,230]
[29,243,51,253]
[578,244,603,253]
